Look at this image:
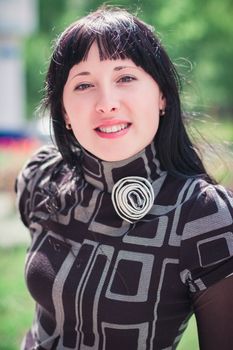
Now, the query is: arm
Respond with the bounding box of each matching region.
[192,275,233,350]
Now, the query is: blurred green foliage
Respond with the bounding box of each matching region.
[0,247,34,350]
[24,0,233,118]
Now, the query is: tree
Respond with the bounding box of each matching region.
[24,0,233,118]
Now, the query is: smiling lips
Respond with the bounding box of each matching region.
[95,121,131,139]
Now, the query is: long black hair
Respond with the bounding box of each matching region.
[43,5,214,183]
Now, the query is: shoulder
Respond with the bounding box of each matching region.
[183,178,233,229]
[18,143,62,180]
[179,178,233,292]
[161,174,232,213]
[193,177,233,201]
[15,144,64,227]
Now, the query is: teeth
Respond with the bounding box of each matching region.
[98,123,128,133]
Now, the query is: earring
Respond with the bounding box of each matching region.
[159,109,165,116]
[65,123,72,130]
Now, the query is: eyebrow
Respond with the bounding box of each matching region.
[114,65,135,71]
[73,65,137,78]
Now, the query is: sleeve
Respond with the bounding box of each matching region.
[179,182,233,293]
[15,144,61,228]
[191,274,233,350]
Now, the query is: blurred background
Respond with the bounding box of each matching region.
[0,0,232,349]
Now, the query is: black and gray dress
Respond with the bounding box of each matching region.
[16,142,233,350]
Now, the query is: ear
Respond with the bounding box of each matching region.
[159,93,166,111]
[64,114,70,125]
[62,104,70,124]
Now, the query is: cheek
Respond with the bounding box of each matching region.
[63,89,80,118]
[70,127,90,149]
[143,98,160,121]
[144,107,161,138]
[63,99,84,125]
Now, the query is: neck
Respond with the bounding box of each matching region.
[81,142,165,192]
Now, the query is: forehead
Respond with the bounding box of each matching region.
[67,42,138,76]
[82,42,135,65]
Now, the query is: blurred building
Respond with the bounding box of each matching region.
[0,0,37,137]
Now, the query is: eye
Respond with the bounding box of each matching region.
[74,83,94,91]
[117,75,137,83]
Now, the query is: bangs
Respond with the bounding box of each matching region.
[64,10,143,67]
[55,7,161,80]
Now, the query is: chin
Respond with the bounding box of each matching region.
[86,143,147,162]
[95,149,139,162]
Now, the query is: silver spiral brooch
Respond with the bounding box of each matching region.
[111,176,155,223]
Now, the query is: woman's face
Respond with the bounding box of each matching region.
[63,42,166,161]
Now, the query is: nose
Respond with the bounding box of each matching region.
[95,89,120,114]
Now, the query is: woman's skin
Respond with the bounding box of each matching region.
[63,42,166,162]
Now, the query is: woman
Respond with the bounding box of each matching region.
[16,6,233,350]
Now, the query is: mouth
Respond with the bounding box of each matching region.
[95,123,131,134]
[94,122,131,139]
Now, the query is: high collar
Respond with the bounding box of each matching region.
[81,142,165,193]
